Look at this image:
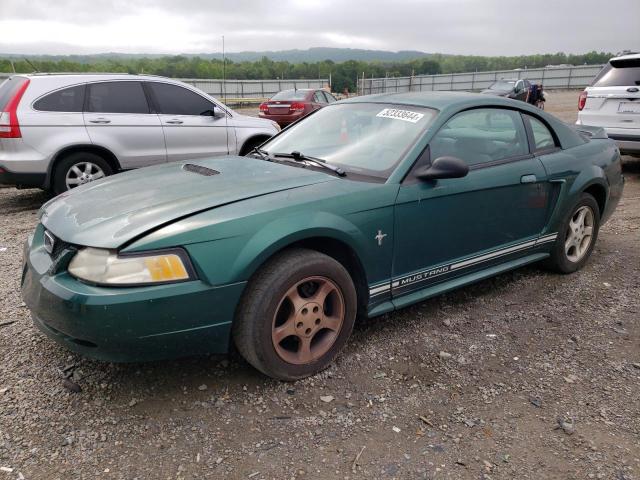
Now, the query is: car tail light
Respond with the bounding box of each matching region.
[578,90,587,111]
[259,103,269,113]
[0,78,30,138]
[290,102,305,111]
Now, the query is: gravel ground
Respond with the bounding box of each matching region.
[0,91,639,480]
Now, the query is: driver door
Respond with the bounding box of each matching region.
[146,81,231,161]
[392,108,550,298]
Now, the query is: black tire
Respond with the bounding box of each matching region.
[543,193,600,274]
[52,152,113,195]
[240,137,268,156]
[232,248,357,381]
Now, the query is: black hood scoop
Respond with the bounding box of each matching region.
[183,163,220,176]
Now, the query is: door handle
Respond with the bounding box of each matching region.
[89,118,111,124]
[166,119,184,125]
[521,174,537,184]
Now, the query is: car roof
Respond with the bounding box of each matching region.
[340,91,529,111]
[610,53,640,62]
[19,73,175,81]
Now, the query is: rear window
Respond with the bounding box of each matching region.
[592,59,640,87]
[34,84,86,112]
[0,76,29,110]
[87,81,150,114]
[271,90,308,101]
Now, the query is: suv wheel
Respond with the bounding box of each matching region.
[233,248,357,381]
[52,152,113,195]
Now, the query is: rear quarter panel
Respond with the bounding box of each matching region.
[538,138,623,231]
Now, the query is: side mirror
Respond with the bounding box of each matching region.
[201,107,224,118]
[416,156,469,181]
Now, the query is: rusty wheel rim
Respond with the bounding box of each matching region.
[271,276,345,365]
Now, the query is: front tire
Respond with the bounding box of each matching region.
[232,248,357,381]
[52,152,113,195]
[544,193,600,273]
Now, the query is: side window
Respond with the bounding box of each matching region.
[147,82,215,116]
[430,108,528,167]
[323,91,337,103]
[34,84,85,112]
[87,82,149,114]
[525,115,557,151]
[313,91,326,103]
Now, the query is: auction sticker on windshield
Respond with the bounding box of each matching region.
[376,108,425,123]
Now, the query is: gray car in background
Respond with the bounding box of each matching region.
[0,74,280,193]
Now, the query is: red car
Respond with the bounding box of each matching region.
[259,89,337,127]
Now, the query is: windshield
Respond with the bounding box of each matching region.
[262,103,437,178]
[271,90,309,101]
[489,80,516,90]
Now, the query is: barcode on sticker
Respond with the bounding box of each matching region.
[376,108,424,123]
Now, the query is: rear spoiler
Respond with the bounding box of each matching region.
[571,125,608,140]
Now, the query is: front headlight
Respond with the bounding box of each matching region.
[68,247,195,286]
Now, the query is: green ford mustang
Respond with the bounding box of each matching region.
[22,92,624,380]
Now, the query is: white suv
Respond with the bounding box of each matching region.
[0,74,279,193]
[576,53,640,156]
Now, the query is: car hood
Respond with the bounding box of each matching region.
[40,156,334,249]
[480,89,510,96]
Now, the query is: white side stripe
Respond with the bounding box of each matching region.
[369,233,558,296]
[450,240,537,270]
[369,284,390,294]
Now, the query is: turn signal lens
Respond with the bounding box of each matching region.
[68,248,193,285]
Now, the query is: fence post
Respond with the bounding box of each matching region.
[567,67,573,88]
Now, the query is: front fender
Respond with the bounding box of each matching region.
[232,211,368,282]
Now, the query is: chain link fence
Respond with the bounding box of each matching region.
[358,65,604,95]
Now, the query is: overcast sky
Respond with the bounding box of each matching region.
[0,0,638,56]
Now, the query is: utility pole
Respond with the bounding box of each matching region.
[222,35,226,104]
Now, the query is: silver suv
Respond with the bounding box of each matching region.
[576,53,640,156]
[0,74,279,193]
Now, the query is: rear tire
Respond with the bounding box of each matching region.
[543,193,600,274]
[52,152,113,195]
[232,248,357,381]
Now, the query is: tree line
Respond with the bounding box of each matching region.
[0,51,612,93]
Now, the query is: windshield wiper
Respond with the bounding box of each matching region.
[249,147,270,161]
[272,151,346,177]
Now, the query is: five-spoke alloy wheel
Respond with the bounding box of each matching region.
[545,193,601,273]
[564,205,595,263]
[233,248,357,381]
[271,276,345,365]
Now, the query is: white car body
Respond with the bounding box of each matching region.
[576,53,640,156]
[0,73,280,192]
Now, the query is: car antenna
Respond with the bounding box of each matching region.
[23,57,39,73]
